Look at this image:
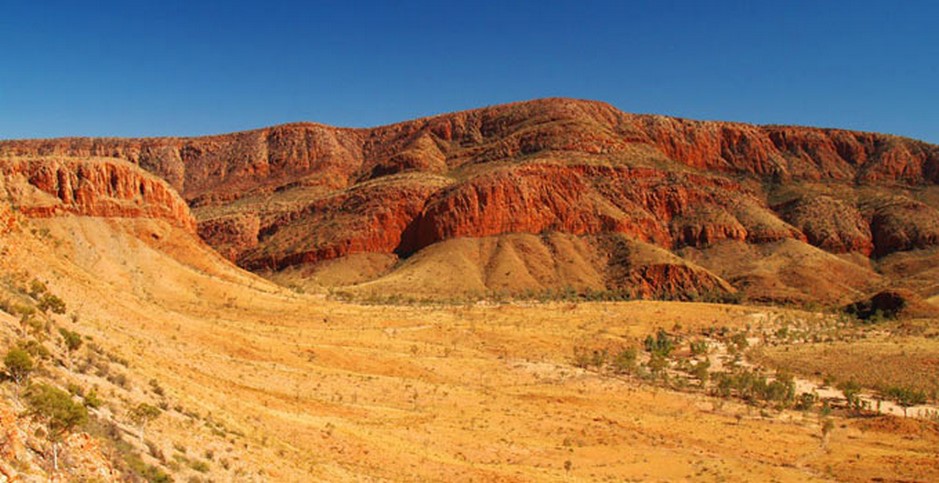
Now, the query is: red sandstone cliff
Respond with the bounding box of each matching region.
[0,157,195,231]
[2,98,938,301]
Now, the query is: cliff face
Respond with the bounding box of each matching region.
[0,157,195,231]
[3,99,936,208]
[2,98,938,301]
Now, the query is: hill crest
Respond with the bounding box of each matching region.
[2,98,938,304]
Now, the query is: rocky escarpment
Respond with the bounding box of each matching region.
[2,98,937,208]
[2,98,938,302]
[0,157,195,231]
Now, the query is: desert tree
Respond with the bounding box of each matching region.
[25,383,88,471]
[838,380,863,415]
[58,328,82,371]
[129,402,162,443]
[820,418,834,450]
[37,293,66,315]
[4,347,34,400]
[885,387,927,417]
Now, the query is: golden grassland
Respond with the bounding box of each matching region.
[1,216,937,481]
[752,329,939,398]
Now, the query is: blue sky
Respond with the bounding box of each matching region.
[1,1,937,143]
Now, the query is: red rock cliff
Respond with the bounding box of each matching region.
[1,98,937,294]
[0,156,195,231]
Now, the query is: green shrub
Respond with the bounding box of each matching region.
[37,293,66,315]
[644,330,674,357]
[611,347,637,375]
[4,348,34,385]
[59,328,82,352]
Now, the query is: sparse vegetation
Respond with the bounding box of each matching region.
[25,383,89,470]
[4,346,35,389]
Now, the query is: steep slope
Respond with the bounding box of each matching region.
[0,156,194,230]
[3,98,939,303]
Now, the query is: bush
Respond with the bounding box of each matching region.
[712,368,794,406]
[884,386,927,416]
[690,339,709,357]
[838,380,863,413]
[84,388,103,409]
[611,347,637,375]
[4,348,34,385]
[37,293,66,315]
[189,459,210,473]
[795,392,817,411]
[644,330,674,357]
[25,382,88,468]
[572,346,607,369]
[28,279,48,299]
[59,328,82,352]
[17,339,50,359]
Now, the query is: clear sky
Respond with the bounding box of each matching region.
[2,0,937,143]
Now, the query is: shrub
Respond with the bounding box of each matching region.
[4,348,34,386]
[644,330,674,357]
[25,383,88,470]
[37,293,66,315]
[611,347,637,375]
[84,388,103,409]
[884,386,927,416]
[17,339,50,359]
[130,403,162,442]
[26,384,88,434]
[690,339,709,357]
[59,328,82,352]
[189,459,210,473]
[795,392,817,411]
[691,360,710,385]
[837,380,863,413]
[28,279,48,299]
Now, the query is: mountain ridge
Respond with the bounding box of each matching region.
[2,98,938,304]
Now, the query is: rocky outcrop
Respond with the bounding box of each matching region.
[407,163,803,254]
[863,196,939,256]
[845,289,939,320]
[0,124,365,205]
[0,157,195,230]
[2,98,937,207]
[601,235,736,300]
[235,174,451,270]
[776,195,874,255]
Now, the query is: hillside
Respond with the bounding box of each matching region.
[3,98,939,304]
[0,156,936,481]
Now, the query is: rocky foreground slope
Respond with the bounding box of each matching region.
[3,98,939,303]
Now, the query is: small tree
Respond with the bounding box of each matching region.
[611,347,637,375]
[885,387,927,417]
[28,279,48,299]
[58,328,82,371]
[129,403,162,443]
[15,305,36,337]
[58,329,82,353]
[820,418,834,449]
[692,359,710,386]
[4,348,34,399]
[37,294,66,315]
[644,330,674,357]
[838,380,863,414]
[25,384,88,471]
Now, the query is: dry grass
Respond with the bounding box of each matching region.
[0,216,937,481]
[753,332,939,398]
